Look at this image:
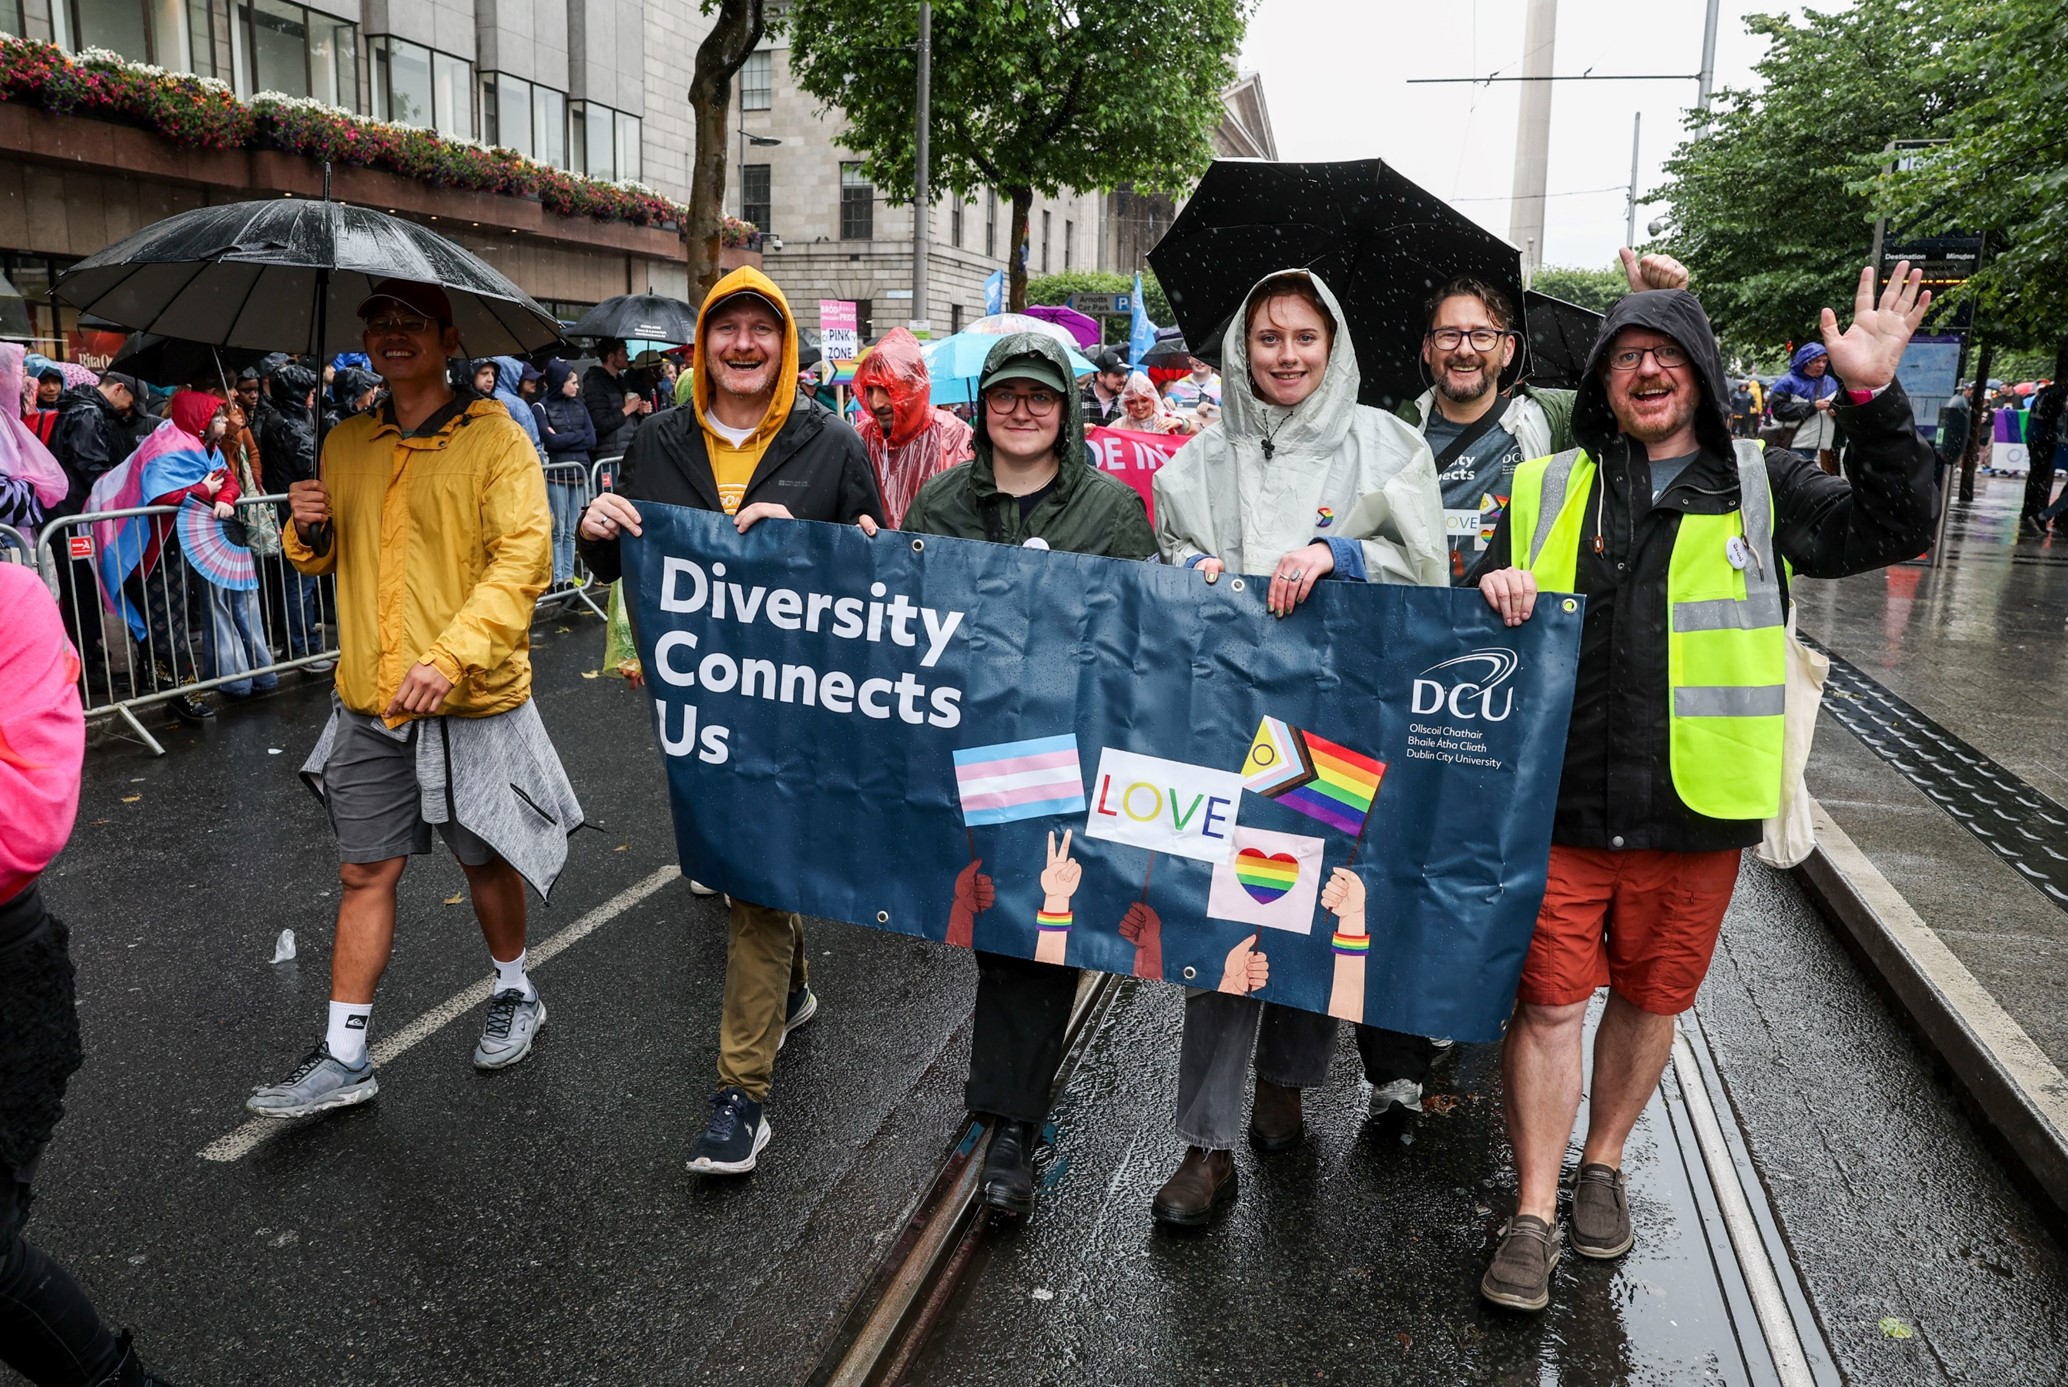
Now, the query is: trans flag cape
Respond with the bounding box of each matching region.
[623,505,1584,1042]
[86,419,217,641]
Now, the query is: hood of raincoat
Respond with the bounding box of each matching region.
[1221,269,1363,455]
[1569,288,1735,461]
[1772,341,1838,404]
[691,266,800,454]
[544,359,577,395]
[851,328,934,446]
[168,389,223,441]
[1151,268,1446,585]
[1119,370,1171,422]
[969,332,1090,498]
[268,364,316,416]
[0,343,68,508]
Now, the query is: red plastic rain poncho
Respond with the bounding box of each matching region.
[852,328,974,527]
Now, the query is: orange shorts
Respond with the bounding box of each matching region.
[1516,845,1742,1014]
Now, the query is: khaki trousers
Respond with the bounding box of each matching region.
[719,897,809,1100]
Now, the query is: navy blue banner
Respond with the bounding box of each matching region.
[622,505,1580,1042]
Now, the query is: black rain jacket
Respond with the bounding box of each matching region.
[1471,290,1936,851]
[580,395,883,586]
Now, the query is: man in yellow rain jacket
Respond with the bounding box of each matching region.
[247,279,580,1122]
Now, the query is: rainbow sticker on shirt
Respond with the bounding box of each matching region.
[1315,505,1335,529]
[1479,492,1507,543]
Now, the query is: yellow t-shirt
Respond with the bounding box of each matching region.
[705,416,761,514]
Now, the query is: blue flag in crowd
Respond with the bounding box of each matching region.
[984,269,1005,317]
[1130,272,1158,368]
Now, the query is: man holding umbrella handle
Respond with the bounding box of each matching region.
[251,278,580,1121]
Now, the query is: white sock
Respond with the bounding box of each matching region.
[492,950,536,1000]
[327,1001,372,1067]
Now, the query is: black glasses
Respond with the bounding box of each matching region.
[366,314,435,335]
[1606,343,1690,372]
[984,386,1061,417]
[1427,327,1508,352]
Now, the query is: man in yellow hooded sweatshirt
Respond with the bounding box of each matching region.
[579,268,882,1174]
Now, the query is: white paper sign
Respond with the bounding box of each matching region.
[1206,827,1326,933]
[1083,748,1242,864]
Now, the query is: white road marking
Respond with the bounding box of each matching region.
[200,865,681,1163]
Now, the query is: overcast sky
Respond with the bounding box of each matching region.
[1238,0,1815,270]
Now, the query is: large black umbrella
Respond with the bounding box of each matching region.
[567,293,698,345]
[1521,290,1605,392]
[1147,158,1524,411]
[107,332,271,387]
[53,197,560,356]
[1137,335,1193,370]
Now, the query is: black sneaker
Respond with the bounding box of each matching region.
[778,984,818,1050]
[687,1086,770,1175]
[169,693,216,724]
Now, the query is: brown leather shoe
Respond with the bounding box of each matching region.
[1151,1145,1238,1226]
[1248,1079,1305,1152]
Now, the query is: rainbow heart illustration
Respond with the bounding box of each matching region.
[1235,848,1300,905]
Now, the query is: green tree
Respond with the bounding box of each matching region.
[1528,264,1626,315]
[684,0,767,299]
[1650,0,1994,358]
[783,0,1248,310]
[1876,0,2068,351]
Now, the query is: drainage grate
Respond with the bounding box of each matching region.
[1805,635,2068,912]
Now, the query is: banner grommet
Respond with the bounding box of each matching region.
[911,539,925,552]
[1229,578,1246,593]
[876,910,890,923]
[1181,966,1197,980]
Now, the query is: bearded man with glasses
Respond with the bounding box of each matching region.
[1469,265,1938,1312]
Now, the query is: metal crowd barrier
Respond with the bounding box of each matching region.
[540,459,608,621]
[34,493,339,756]
[0,521,33,564]
[590,453,623,496]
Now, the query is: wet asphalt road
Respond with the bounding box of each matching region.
[13,601,2068,1385]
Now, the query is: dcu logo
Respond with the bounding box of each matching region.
[1411,648,1519,722]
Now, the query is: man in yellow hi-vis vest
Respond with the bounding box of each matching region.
[1472,265,1938,1313]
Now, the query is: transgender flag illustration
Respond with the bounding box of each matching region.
[953,734,1088,827]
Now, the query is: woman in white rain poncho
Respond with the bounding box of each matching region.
[1147,268,1447,1226]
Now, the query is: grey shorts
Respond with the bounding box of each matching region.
[323,712,497,867]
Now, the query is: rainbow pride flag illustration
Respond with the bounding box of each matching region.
[1240,717,1385,836]
[954,734,1087,826]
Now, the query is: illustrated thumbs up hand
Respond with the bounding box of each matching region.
[1219,932,1269,995]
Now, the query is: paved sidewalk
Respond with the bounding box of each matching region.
[1794,473,2068,1087]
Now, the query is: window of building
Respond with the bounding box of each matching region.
[1041,209,1051,273]
[985,190,996,257]
[68,0,149,63]
[373,36,469,138]
[853,298,872,341]
[740,50,771,111]
[741,163,770,233]
[1064,218,1073,270]
[615,109,641,182]
[950,302,962,334]
[220,2,356,108]
[483,73,529,158]
[533,85,566,169]
[950,199,962,249]
[840,162,873,241]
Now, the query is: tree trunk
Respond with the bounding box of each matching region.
[1007,189,1033,311]
[685,1,765,302]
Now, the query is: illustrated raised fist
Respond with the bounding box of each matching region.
[1320,867,1366,926]
[1119,901,1163,980]
[946,857,994,949]
[1219,932,1269,995]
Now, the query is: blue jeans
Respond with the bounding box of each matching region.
[202,582,279,698]
[548,480,583,586]
[280,568,324,657]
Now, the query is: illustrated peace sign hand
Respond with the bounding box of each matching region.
[1040,829,1082,905]
[1819,261,1931,393]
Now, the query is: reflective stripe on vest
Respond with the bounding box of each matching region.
[1508,439,1787,821]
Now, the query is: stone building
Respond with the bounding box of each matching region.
[0,0,1270,361]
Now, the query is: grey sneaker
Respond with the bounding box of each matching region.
[473,989,547,1070]
[688,880,719,897]
[1480,1214,1562,1311]
[1571,1162,1634,1258]
[246,1044,378,1119]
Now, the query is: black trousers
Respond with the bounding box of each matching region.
[2022,439,2060,520]
[0,890,131,1387]
[964,951,1079,1124]
[1254,1004,1443,1089]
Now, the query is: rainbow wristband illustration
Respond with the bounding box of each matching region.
[1037,910,1074,933]
[1331,931,1370,956]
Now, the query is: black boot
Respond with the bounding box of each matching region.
[977,1118,1037,1216]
